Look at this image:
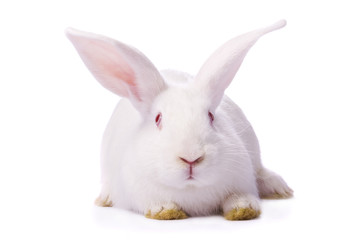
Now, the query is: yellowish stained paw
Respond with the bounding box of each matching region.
[260,190,294,200]
[146,208,188,220]
[95,195,113,207]
[224,208,261,221]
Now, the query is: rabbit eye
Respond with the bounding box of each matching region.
[208,111,214,124]
[155,113,162,127]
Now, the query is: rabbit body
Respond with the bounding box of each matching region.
[67,20,293,220]
[98,71,262,216]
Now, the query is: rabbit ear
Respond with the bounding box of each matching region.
[194,20,286,110]
[66,28,167,114]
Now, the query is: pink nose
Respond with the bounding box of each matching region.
[179,156,204,165]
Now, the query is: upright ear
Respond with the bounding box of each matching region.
[194,20,287,111]
[66,28,167,114]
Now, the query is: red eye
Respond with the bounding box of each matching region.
[208,111,214,124]
[155,113,162,127]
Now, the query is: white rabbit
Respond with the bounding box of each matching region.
[66,20,293,220]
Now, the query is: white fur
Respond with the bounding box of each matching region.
[66,20,292,217]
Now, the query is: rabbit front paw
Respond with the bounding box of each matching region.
[145,202,187,220]
[95,195,113,207]
[224,207,260,220]
[223,193,261,220]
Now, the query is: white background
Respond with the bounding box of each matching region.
[1,0,359,239]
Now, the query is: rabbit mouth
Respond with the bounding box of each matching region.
[185,167,202,182]
[187,175,194,180]
[186,165,196,180]
[184,157,205,179]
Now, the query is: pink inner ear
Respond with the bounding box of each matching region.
[79,38,140,100]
